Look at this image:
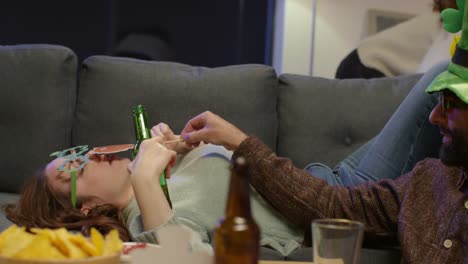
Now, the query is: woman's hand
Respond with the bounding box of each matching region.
[128,137,177,181]
[127,137,176,231]
[151,123,194,154]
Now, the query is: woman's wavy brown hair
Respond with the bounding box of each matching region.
[3,167,131,241]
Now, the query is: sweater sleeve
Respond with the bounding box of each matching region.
[234,136,410,234]
[123,198,213,255]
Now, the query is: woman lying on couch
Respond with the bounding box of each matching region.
[4,128,304,257]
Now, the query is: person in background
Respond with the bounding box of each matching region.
[335,0,457,79]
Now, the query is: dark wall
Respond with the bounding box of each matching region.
[0,1,112,61]
[0,0,273,67]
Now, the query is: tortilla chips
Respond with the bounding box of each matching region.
[0,225,122,260]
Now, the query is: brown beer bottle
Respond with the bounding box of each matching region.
[214,156,260,264]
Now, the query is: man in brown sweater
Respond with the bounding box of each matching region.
[180,99,466,263]
[179,2,468,262]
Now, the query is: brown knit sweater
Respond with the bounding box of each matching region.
[234,136,468,264]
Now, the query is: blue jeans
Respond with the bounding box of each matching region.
[305,65,444,186]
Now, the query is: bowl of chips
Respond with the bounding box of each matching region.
[0,225,122,264]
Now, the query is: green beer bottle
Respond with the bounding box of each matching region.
[132,105,172,208]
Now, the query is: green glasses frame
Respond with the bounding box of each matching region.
[50,145,89,208]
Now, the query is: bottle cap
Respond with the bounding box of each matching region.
[132,104,146,114]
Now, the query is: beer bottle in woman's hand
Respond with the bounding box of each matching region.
[132,105,172,208]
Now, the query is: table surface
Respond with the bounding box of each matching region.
[259,261,312,264]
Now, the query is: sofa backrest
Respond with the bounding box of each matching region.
[72,56,279,151]
[0,44,445,195]
[277,73,423,168]
[0,45,77,192]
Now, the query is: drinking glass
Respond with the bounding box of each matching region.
[312,218,364,264]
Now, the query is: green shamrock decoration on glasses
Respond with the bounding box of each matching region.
[50,145,89,208]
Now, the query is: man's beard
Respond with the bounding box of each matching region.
[439,128,468,168]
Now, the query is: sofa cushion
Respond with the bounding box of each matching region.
[0,45,77,193]
[0,192,18,231]
[277,74,422,168]
[73,56,278,150]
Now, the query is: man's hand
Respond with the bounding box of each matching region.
[180,111,248,150]
[151,123,193,154]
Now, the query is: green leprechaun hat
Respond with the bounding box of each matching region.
[426,0,468,103]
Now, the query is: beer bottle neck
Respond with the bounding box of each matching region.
[132,105,150,159]
[225,171,252,217]
[133,113,151,141]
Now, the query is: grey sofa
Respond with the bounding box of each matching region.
[1,44,442,262]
